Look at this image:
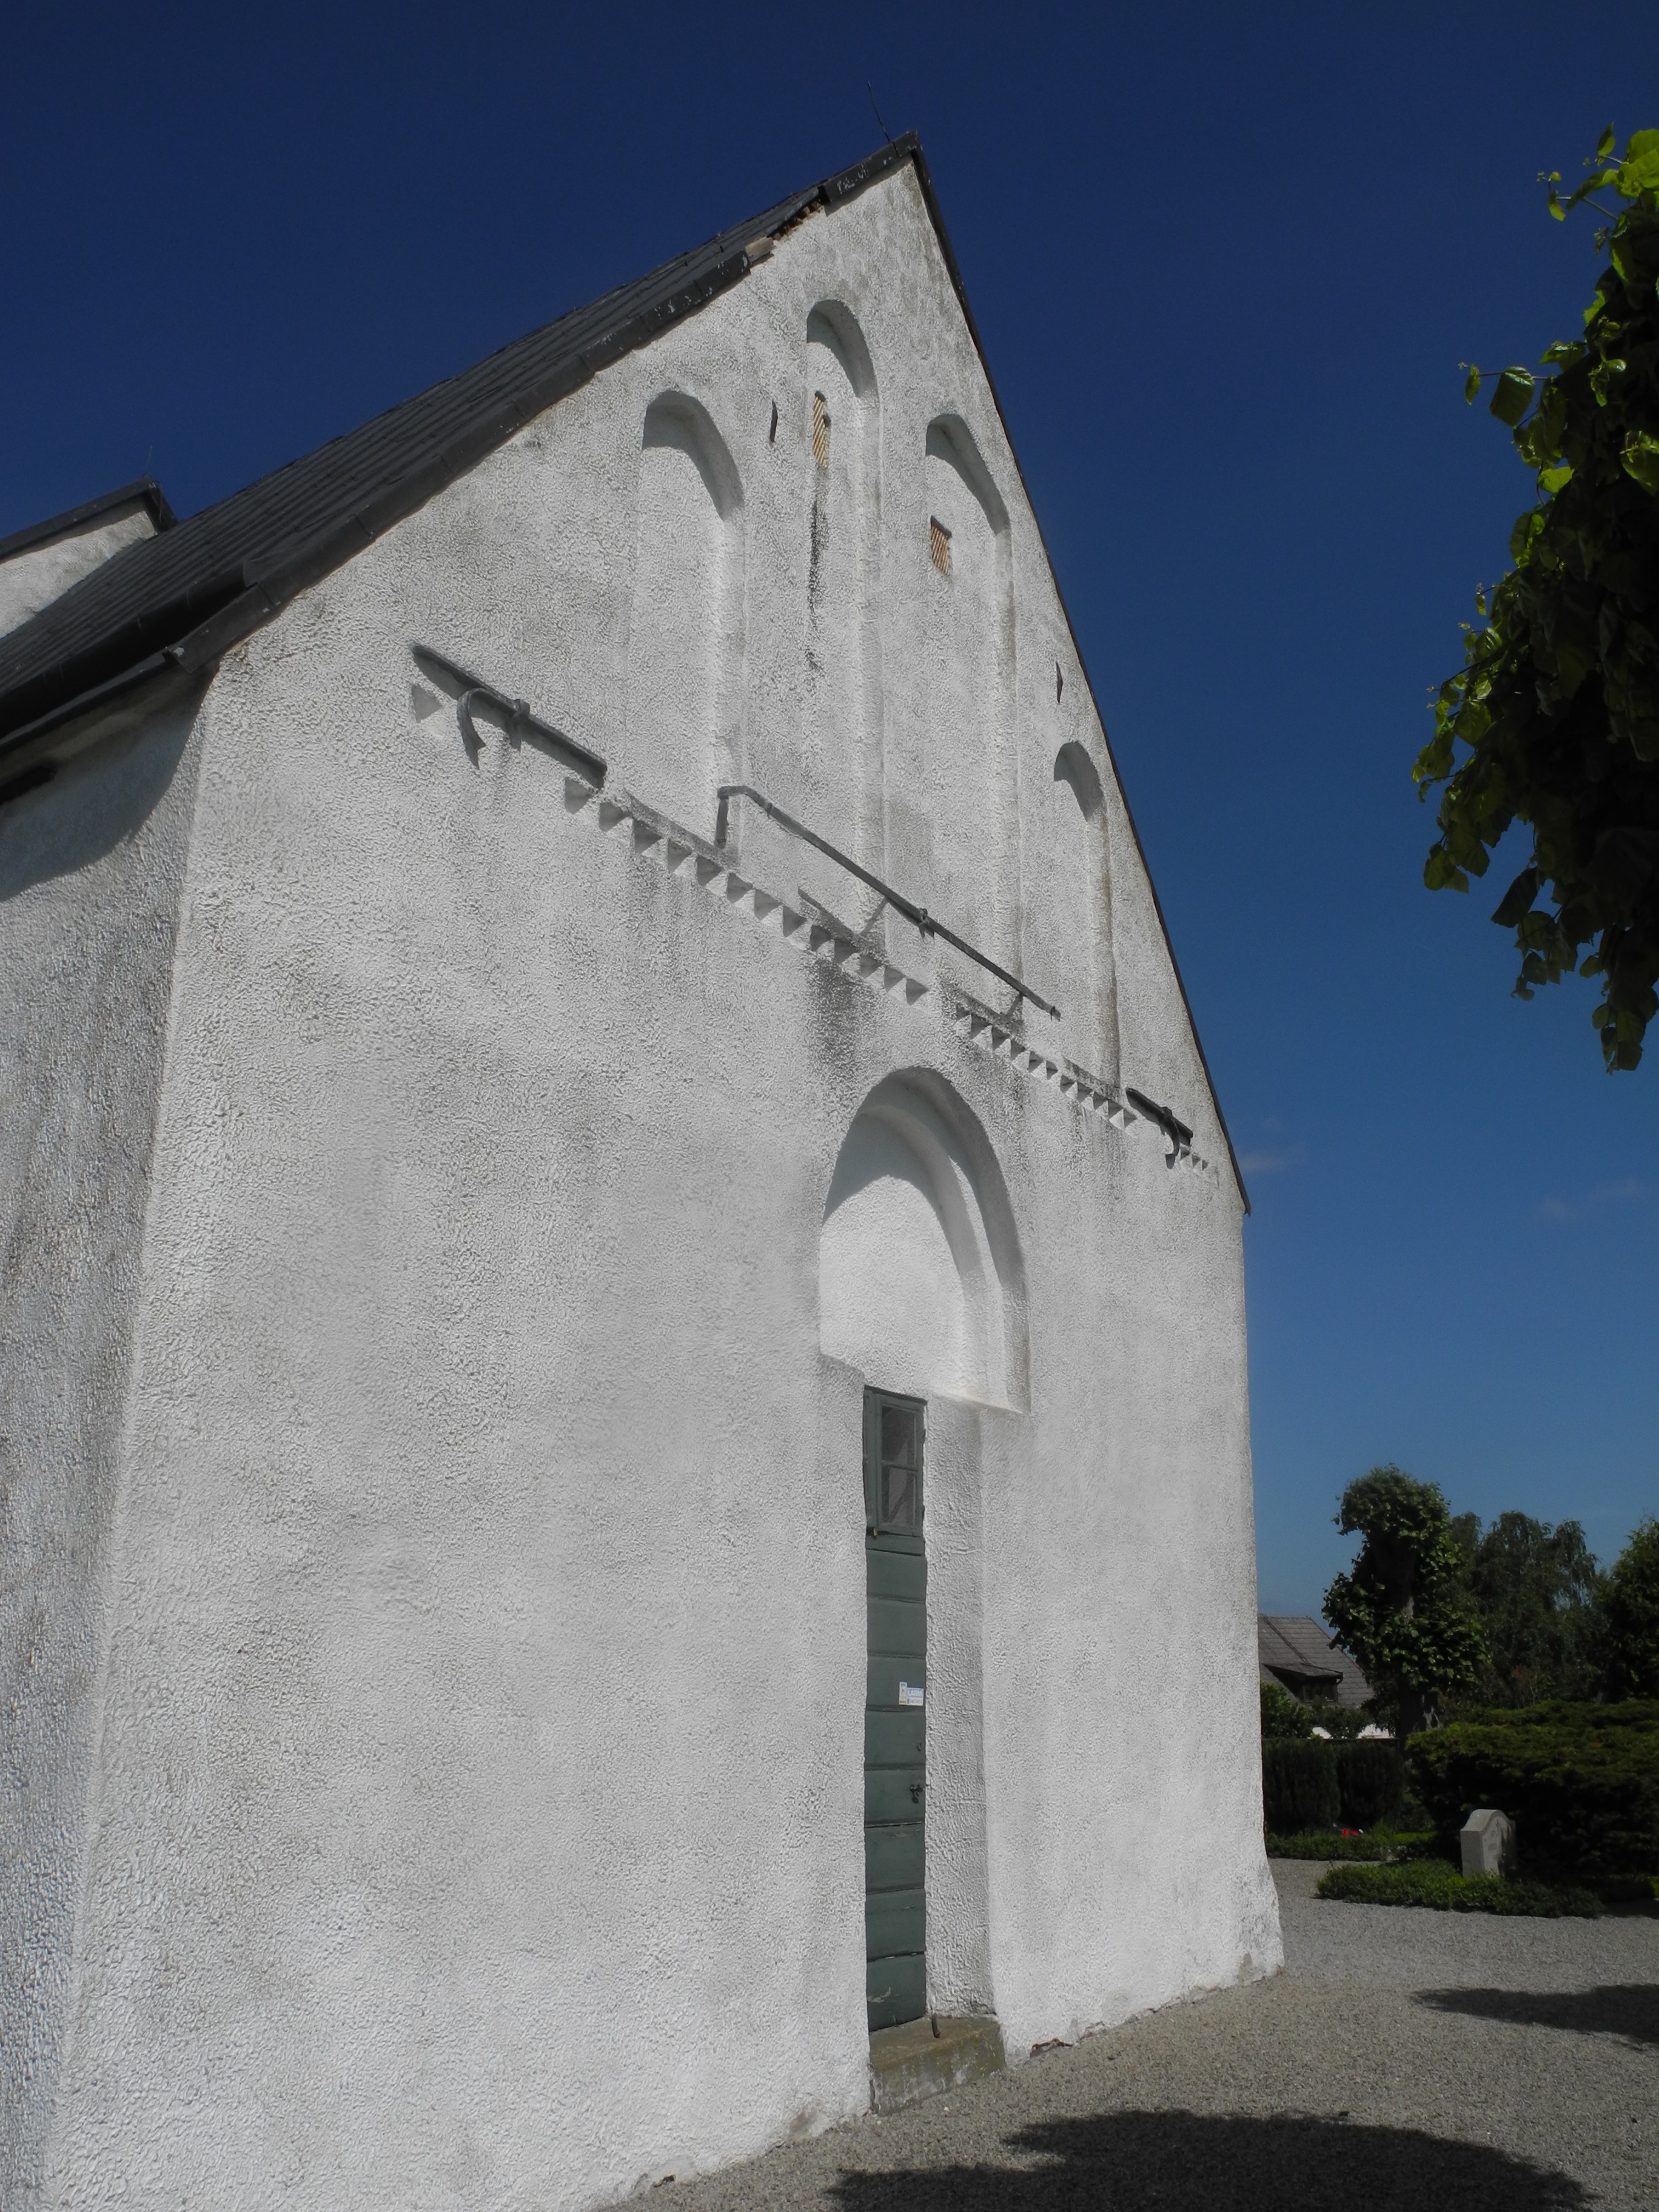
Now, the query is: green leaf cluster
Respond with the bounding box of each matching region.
[1290,1700,1378,1743]
[1259,1680,1316,1738]
[1261,1736,1407,1831]
[1409,1698,1659,1880]
[1316,1859,1602,1915]
[1322,1467,1487,1732]
[1447,1509,1606,1708]
[1262,1738,1340,1831]
[1603,1515,1659,1696]
[1419,129,1659,1066]
[1338,1738,1409,1825]
[1267,1826,1430,1862]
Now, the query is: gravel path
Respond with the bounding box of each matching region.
[666,1863,1659,2211]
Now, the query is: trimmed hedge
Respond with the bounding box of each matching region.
[1409,1699,1659,1882]
[1337,1740,1407,1826]
[1263,1740,1339,1831]
[1262,1738,1406,1834]
[1317,1860,1602,1916]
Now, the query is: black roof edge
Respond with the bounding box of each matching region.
[900,141,1251,1215]
[0,129,1246,1212]
[0,140,916,764]
[0,475,176,565]
[0,651,186,765]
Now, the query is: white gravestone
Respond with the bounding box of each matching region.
[1460,1807,1517,1879]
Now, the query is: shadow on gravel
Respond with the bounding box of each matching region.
[1417,1983,1659,2048]
[828,2111,1584,2210]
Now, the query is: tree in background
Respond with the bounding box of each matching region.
[1603,1517,1659,1697]
[1324,1467,1487,1735]
[1449,1510,1605,1707]
[1415,127,1659,1067]
[1259,1681,1315,1739]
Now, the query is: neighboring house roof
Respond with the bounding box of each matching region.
[1258,1615,1372,1709]
[0,475,175,565]
[0,130,1248,1213]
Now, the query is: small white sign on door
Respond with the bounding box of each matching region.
[898,1681,925,1708]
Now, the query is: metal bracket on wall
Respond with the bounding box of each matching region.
[412,644,607,786]
[1125,1086,1195,1163]
[714,780,1060,1022]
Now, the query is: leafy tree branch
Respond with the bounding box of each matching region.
[1416,127,1659,1067]
[1324,1466,1487,1734]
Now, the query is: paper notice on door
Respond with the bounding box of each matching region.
[898,1681,925,1708]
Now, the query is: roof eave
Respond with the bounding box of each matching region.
[0,475,175,565]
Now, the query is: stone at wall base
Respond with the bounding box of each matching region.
[869,2013,1006,2114]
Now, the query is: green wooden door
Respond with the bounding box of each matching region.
[863,1389,927,2032]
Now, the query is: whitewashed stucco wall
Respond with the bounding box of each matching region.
[0,706,206,2208]
[5,159,1278,2210]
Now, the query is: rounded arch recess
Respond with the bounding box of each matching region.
[806,298,878,400]
[819,1070,1028,1411]
[627,388,748,826]
[640,389,744,517]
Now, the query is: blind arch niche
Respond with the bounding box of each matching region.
[625,390,746,835]
[919,414,1019,977]
[803,301,882,879]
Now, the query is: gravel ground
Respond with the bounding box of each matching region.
[665,1863,1659,2211]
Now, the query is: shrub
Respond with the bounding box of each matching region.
[1259,1682,1315,1739]
[1313,1705,1388,1743]
[1409,1699,1659,1881]
[1262,1739,1339,1832]
[1268,1830,1390,1861]
[1317,1861,1601,1915]
[1336,1741,1406,1828]
[1604,1519,1659,1698]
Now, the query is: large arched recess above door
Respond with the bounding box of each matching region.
[819,1070,1028,1412]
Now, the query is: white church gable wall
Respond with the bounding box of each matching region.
[6,153,1276,2212]
[0,703,206,2208]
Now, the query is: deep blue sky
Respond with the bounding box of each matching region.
[5,3,1657,1614]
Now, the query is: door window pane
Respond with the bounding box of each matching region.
[880,1402,920,1470]
[882,1461,917,1530]
[865,1388,924,1537]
